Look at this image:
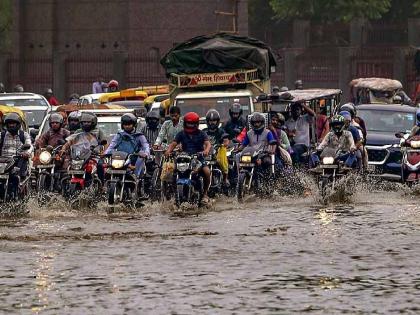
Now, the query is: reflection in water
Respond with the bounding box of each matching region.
[0,191,418,313]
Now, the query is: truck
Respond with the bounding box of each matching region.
[160,33,277,124]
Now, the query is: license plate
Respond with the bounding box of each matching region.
[367,164,376,172]
[37,165,54,169]
[69,171,84,175]
[239,163,254,167]
[107,169,127,175]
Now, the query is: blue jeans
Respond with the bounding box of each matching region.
[291,144,308,165]
[310,152,356,168]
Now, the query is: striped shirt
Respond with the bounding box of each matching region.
[1,131,33,158]
[154,118,184,146]
[140,125,161,145]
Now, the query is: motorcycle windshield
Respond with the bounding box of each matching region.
[69,132,98,160]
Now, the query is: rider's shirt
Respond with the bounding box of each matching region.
[154,118,183,146]
[347,125,361,144]
[242,129,275,151]
[271,127,290,151]
[317,130,356,153]
[105,130,150,156]
[35,128,70,149]
[1,131,32,158]
[285,114,313,147]
[410,125,420,137]
[224,117,246,140]
[140,124,161,145]
[174,130,208,154]
[202,127,225,146]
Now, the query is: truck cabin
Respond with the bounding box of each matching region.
[349,78,403,105]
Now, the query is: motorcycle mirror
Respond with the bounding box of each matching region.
[21,144,31,151]
[100,139,108,146]
[57,139,66,145]
[30,128,39,139]
[46,145,54,152]
[395,132,404,139]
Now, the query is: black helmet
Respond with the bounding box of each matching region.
[49,113,64,127]
[250,112,265,132]
[340,103,356,119]
[4,112,22,134]
[205,109,220,131]
[13,84,24,92]
[229,103,243,118]
[330,115,345,134]
[80,112,97,132]
[146,110,160,127]
[121,113,138,129]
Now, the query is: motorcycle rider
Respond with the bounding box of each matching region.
[224,103,246,140]
[0,113,33,185]
[104,113,150,177]
[154,106,183,148]
[165,112,212,204]
[140,111,161,145]
[67,111,82,134]
[269,112,290,152]
[409,108,420,137]
[339,103,367,141]
[203,109,230,186]
[35,113,70,149]
[312,115,356,169]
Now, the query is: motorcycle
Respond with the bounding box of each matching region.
[205,147,223,198]
[0,144,31,206]
[398,134,420,184]
[105,151,147,206]
[174,152,204,207]
[36,143,65,205]
[145,148,165,202]
[62,141,106,204]
[310,149,354,201]
[236,147,276,201]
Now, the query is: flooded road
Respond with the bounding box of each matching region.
[0,190,419,314]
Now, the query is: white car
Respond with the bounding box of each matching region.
[0,93,51,129]
[77,93,105,106]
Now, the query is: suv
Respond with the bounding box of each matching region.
[0,93,51,129]
[357,104,417,181]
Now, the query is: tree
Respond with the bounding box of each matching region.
[269,0,392,22]
[0,0,12,51]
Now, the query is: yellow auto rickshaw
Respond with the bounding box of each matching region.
[129,85,169,96]
[144,94,170,111]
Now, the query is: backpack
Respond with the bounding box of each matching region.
[115,132,141,154]
[0,130,25,156]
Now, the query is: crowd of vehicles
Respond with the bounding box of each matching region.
[0,34,419,213]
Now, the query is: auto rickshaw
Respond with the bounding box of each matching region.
[258,88,342,144]
[0,105,28,131]
[98,89,148,104]
[128,85,169,96]
[144,94,170,112]
[350,78,403,105]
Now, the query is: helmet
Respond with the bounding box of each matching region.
[4,112,22,134]
[13,84,24,92]
[45,88,53,95]
[250,112,265,133]
[0,82,5,93]
[229,103,243,119]
[80,112,97,132]
[108,80,118,87]
[205,109,220,131]
[295,80,303,89]
[183,112,200,134]
[340,103,356,119]
[49,113,64,128]
[330,115,345,134]
[416,108,420,127]
[272,86,280,93]
[68,111,81,122]
[146,111,160,128]
[69,93,80,101]
[121,113,138,129]
[339,111,352,122]
[68,111,81,131]
[280,86,289,92]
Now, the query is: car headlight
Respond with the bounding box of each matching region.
[111,159,125,169]
[177,162,189,172]
[39,151,52,165]
[241,155,252,163]
[322,157,335,165]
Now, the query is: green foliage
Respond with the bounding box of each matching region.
[269,0,392,22]
[0,0,12,34]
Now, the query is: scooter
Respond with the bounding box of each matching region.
[398,134,420,184]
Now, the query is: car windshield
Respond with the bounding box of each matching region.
[24,109,48,128]
[0,98,49,107]
[358,109,415,133]
[97,121,122,140]
[175,96,251,122]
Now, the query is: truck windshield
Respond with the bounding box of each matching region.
[175,96,251,122]
[358,109,415,133]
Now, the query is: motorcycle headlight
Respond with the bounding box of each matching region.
[71,160,84,170]
[241,155,252,163]
[177,162,189,172]
[322,157,335,165]
[39,151,52,165]
[111,159,125,169]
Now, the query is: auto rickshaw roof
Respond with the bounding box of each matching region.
[0,104,26,120]
[350,78,402,91]
[55,103,127,114]
[129,85,169,95]
[278,89,342,103]
[98,90,148,103]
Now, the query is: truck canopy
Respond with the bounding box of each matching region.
[160,33,277,80]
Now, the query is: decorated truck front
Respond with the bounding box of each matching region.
[160,33,277,122]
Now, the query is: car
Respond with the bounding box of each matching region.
[36,108,145,143]
[0,93,51,129]
[357,104,417,181]
[77,93,105,106]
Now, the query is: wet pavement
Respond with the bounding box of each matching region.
[0,189,419,314]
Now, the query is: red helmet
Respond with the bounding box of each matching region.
[183,112,200,134]
[108,80,119,88]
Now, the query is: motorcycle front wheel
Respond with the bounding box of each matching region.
[37,174,51,206]
[236,172,248,202]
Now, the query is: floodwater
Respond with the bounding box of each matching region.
[0,187,419,314]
